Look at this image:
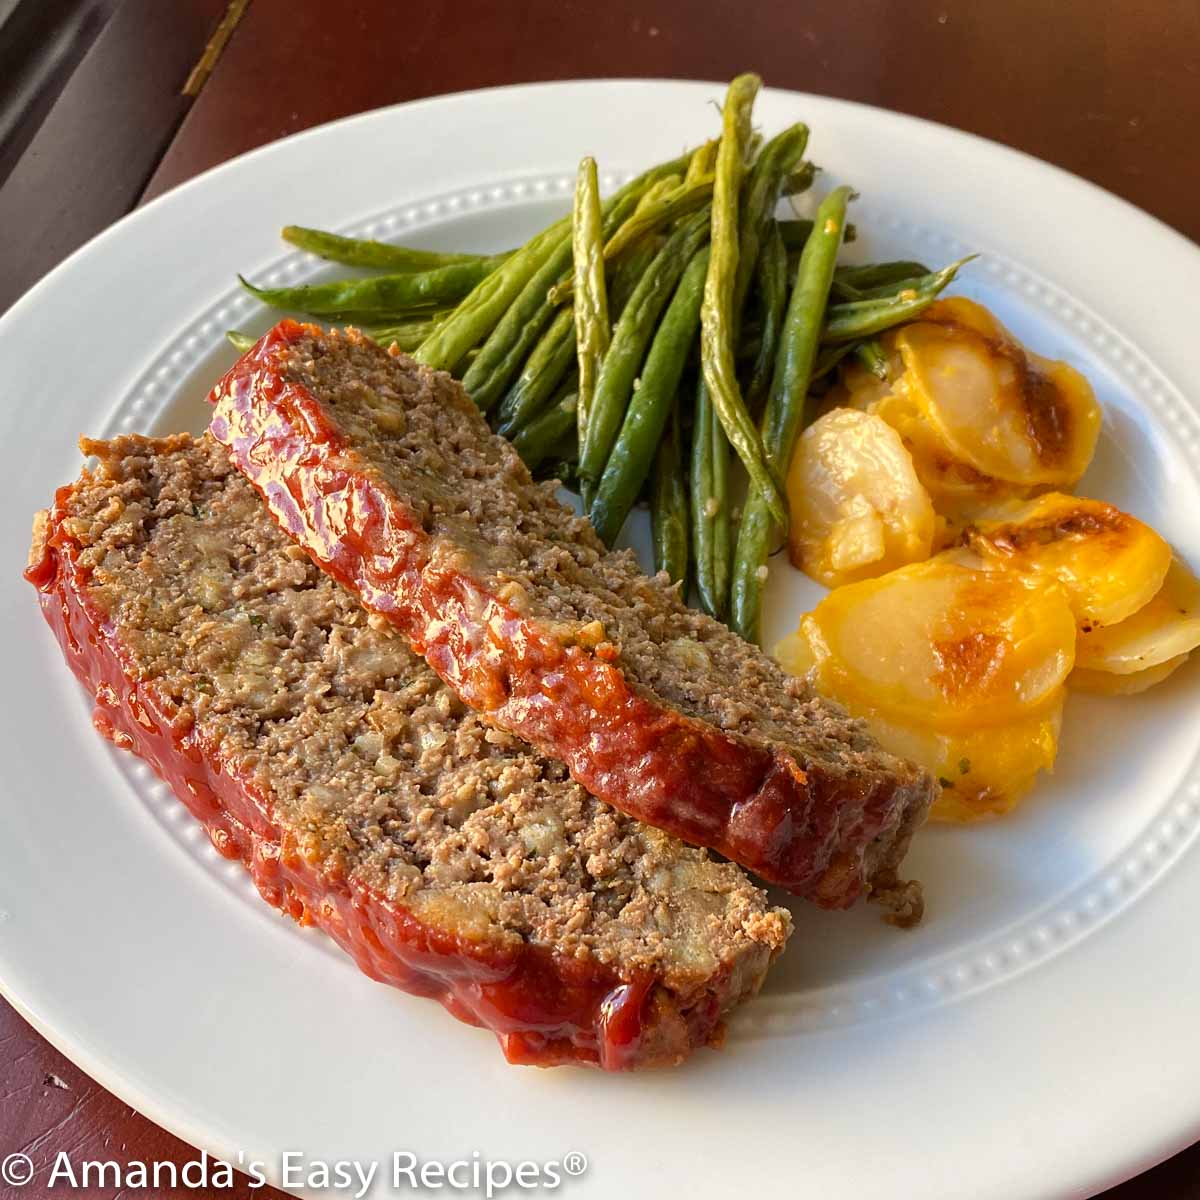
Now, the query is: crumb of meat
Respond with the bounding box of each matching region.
[53,433,790,1002]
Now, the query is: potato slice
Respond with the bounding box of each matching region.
[863,701,1063,823]
[786,408,936,587]
[871,389,1033,519]
[774,626,1064,822]
[894,297,1101,488]
[965,493,1172,628]
[1071,654,1189,695]
[800,557,1076,730]
[1075,558,1200,672]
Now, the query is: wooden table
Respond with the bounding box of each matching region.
[2,1,1198,1196]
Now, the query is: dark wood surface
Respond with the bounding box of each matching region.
[3,1,1199,1196]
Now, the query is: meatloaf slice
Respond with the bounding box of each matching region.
[209,320,932,918]
[26,433,790,1069]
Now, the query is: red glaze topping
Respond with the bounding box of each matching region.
[25,495,711,1071]
[206,319,912,902]
[209,321,915,904]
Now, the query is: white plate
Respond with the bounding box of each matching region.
[2,80,1199,1200]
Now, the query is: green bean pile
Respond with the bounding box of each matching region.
[235,74,972,644]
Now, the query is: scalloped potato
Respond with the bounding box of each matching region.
[864,703,1064,823]
[775,623,1064,823]
[1071,654,1189,696]
[870,389,1033,519]
[1075,558,1200,674]
[835,298,1101,517]
[894,298,1101,489]
[965,493,1172,628]
[799,557,1076,731]
[786,408,936,587]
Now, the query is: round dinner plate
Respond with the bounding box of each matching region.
[2,80,1199,1200]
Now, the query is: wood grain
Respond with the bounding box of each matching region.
[143,0,1200,248]
[0,0,226,313]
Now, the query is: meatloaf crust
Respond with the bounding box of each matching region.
[26,433,789,1068]
[210,321,932,916]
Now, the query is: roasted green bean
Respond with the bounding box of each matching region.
[511,394,578,471]
[699,72,787,528]
[690,378,732,621]
[589,246,710,546]
[779,218,857,252]
[578,207,711,507]
[463,159,694,409]
[239,258,495,319]
[782,161,818,196]
[608,238,659,320]
[602,175,713,264]
[734,123,809,316]
[811,341,858,381]
[459,234,572,409]
[572,157,610,451]
[362,312,453,352]
[731,185,851,644]
[651,403,689,587]
[494,307,576,437]
[281,225,507,271]
[853,338,890,379]
[821,256,974,342]
[416,152,691,373]
[832,260,930,297]
[746,221,789,413]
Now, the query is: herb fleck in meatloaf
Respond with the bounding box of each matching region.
[26,434,790,1069]
[211,321,932,919]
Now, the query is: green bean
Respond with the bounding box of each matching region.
[238,258,496,318]
[226,330,256,353]
[782,161,818,196]
[651,403,689,587]
[578,208,711,507]
[572,157,610,451]
[589,246,710,546]
[415,151,691,374]
[746,221,789,414]
[549,149,715,305]
[853,338,890,379]
[511,394,578,471]
[601,175,713,264]
[690,378,732,621]
[461,159,692,409]
[699,72,787,529]
[281,225,507,271]
[833,260,930,295]
[811,341,858,381]
[608,238,659,320]
[779,218,857,252]
[731,185,851,644]
[414,217,568,372]
[734,124,809,316]
[504,365,579,438]
[362,313,452,352]
[460,234,572,408]
[494,307,576,437]
[685,139,719,183]
[843,276,930,301]
[821,256,974,342]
